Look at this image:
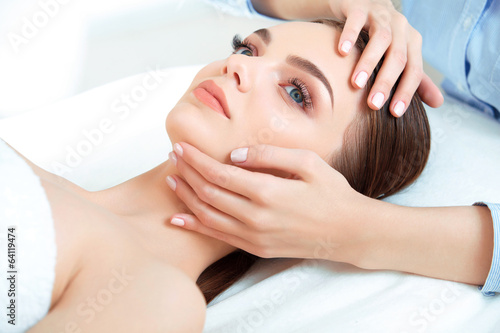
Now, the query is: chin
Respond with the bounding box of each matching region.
[165,103,234,164]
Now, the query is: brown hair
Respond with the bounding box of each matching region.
[197,18,431,303]
[316,18,431,198]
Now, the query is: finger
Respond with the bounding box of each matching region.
[175,142,289,200]
[352,25,393,91]
[417,74,444,108]
[366,28,408,111]
[173,155,253,223]
[376,27,420,116]
[169,174,249,236]
[231,144,328,182]
[338,9,368,56]
[388,59,423,117]
[170,213,253,250]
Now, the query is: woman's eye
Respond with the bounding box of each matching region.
[234,47,253,57]
[284,86,304,107]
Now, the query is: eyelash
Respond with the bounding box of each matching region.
[288,78,313,110]
[230,35,313,112]
[231,35,254,55]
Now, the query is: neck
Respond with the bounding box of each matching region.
[93,158,236,281]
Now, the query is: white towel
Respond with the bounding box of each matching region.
[0,139,57,333]
[2,67,500,332]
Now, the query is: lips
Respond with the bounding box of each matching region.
[193,80,230,119]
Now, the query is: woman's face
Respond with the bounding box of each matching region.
[166,21,364,164]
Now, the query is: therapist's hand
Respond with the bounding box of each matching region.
[329,0,443,116]
[166,143,495,286]
[251,0,444,117]
[167,142,370,263]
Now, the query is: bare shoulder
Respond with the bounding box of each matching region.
[30,259,206,333]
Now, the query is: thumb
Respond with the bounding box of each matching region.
[230,144,323,181]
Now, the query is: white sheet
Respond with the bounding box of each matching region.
[1,66,500,333]
[203,91,500,333]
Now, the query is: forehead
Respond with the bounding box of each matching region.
[258,21,360,96]
[267,21,339,43]
[265,21,340,54]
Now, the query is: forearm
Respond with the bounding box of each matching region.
[353,198,494,286]
[250,0,401,20]
[251,0,332,20]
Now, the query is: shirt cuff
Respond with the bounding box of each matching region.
[473,202,500,296]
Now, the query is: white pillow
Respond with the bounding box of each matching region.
[2,65,500,333]
[1,64,499,205]
[0,65,202,191]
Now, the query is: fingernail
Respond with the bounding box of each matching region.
[169,151,177,165]
[372,92,385,109]
[171,217,185,227]
[166,175,176,191]
[394,101,405,117]
[174,143,183,156]
[231,148,248,163]
[355,71,368,88]
[341,40,352,54]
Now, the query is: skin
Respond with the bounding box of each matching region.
[18,21,366,331]
[250,0,444,116]
[20,152,209,332]
[170,142,494,285]
[166,0,494,290]
[166,21,363,166]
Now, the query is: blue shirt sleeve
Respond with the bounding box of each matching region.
[403,0,500,296]
[402,0,500,121]
[211,0,500,297]
[474,202,500,296]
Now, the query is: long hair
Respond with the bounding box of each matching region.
[317,18,431,198]
[197,18,431,304]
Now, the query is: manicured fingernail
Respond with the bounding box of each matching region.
[231,148,248,163]
[171,217,185,227]
[355,71,368,88]
[372,92,385,109]
[394,101,405,117]
[341,40,352,54]
[166,175,176,191]
[169,151,177,165]
[174,143,183,156]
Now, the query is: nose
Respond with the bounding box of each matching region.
[222,54,253,93]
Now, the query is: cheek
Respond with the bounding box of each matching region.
[258,107,343,161]
[234,90,301,147]
[242,111,317,152]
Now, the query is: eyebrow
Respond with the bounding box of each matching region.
[254,28,271,45]
[286,55,334,107]
[252,28,334,107]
